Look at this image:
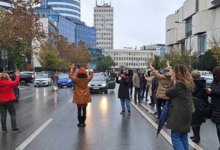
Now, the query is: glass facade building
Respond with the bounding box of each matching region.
[41,0,81,21]
[87,47,102,62]
[76,25,96,47]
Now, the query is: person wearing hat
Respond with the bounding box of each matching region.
[69,64,93,127]
[149,60,172,120]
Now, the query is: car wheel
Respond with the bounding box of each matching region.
[20,80,27,86]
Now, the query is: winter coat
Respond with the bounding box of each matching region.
[69,72,93,105]
[192,78,207,123]
[0,76,20,103]
[129,74,133,87]
[145,76,154,96]
[53,74,59,86]
[132,73,143,89]
[210,83,220,124]
[152,77,159,96]
[116,76,129,99]
[166,82,193,133]
[150,66,172,99]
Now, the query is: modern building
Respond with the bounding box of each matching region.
[87,46,102,62]
[94,1,114,50]
[141,44,166,58]
[41,0,81,21]
[166,0,220,56]
[103,49,155,69]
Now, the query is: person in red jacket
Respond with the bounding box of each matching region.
[0,70,22,133]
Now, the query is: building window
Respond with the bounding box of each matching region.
[198,34,207,53]
[185,19,192,37]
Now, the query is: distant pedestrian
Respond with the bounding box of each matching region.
[207,66,220,149]
[0,70,22,133]
[190,70,207,143]
[151,73,159,113]
[69,64,93,127]
[166,64,194,150]
[149,60,172,120]
[145,72,155,106]
[53,71,59,92]
[116,73,131,114]
[110,70,116,78]
[128,70,134,100]
[141,71,147,100]
[133,69,143,103]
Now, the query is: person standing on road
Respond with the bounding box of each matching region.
[207,66,220,149]
[145,72,155,106]
[190,70,207,143]
[69,64,93,127]
[141,71,147,100]
[133,69,143,103]
[53,71,59,92]
[149,60,172,120]
[116,73,131,114]
[128,70,134,100]
[166,64,194,150]
[0,70,22,133]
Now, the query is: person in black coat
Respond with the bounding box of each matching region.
[151,74,159,106]
[191,70,207,143]
[116,72,131,114]
[128,70,134,100]
[207,66,220,149]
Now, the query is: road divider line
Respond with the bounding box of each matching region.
[15,118,54,150]
[131,102,204,150]
[20,94,36,100]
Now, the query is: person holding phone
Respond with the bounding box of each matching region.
[0,70,22,133]
[207,66,220,149]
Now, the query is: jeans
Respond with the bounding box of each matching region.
[120,98,130,111]
[171,130,189,150]
[134,88,141,102]
[129,87,133,98]
[0,102,17,130]
[216,124,220,141]
[156,99,166,119]
[141,82,147,98]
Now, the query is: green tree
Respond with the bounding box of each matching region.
[38,49,63,70]
[152,55,161,69]
[96,55,116,71]
[197,50,218,71]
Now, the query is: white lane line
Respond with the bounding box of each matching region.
[15,118,54,150]
[19,94,36,100]
[68,98,72,102]
[131,102,204,150]
[140,103,155,115]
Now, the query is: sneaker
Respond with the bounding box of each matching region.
[2,129,7,134]
[120,111,125,114]
[153,112,158,115]
[139,101,142,103]
[12,128,22,133]
[128,111,131,115]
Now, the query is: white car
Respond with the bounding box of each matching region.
[34,74,52,87]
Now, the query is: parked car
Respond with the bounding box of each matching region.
[4,70,32,86]
[20,71,37,79]
[41,71,55,80]
[58,73,73,88]
[34,74,52,87]
[0,71,19,101]
[88,73,115,93]
[202,74,213,88]
[199,71,212,76]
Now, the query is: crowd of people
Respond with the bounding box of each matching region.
[114,61,220,150]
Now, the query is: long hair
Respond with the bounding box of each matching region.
[213,66,220,83]
[173,64,194,92]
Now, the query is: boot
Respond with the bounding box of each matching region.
[192,127,200,143]
[81,116,86,127]
[77,117,82,127]
[190,127,196,139]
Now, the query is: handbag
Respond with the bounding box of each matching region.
[194,97,212,119]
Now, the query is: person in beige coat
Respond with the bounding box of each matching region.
[145,72,155,106]
[149,60,172,120]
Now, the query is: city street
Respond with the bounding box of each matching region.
[0,85,218,150]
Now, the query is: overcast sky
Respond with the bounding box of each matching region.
[81,0,185,49]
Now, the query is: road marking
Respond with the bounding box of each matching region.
[68,98,72,102]
[19,94,36,100]
[131,102,204,150]
[140,103,156,115]
[15,118,54,150]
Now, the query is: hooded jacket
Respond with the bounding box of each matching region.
[69,72,93,105]
[150,66,172,99]
[192,78,207,123]
[0,76,20,102]
[166,82,193,133]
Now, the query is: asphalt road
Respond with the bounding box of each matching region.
[0,85,218,150]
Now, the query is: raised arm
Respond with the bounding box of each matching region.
[9,70,20,87]
[69,64,78,82]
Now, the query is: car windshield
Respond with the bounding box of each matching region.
[36,75,48,78]
[92,75,105,81]
[59,74,69,79]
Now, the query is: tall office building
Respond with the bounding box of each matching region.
[41,0,81,21]
[94,1,114,50]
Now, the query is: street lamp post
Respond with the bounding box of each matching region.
[175,21,193,71]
